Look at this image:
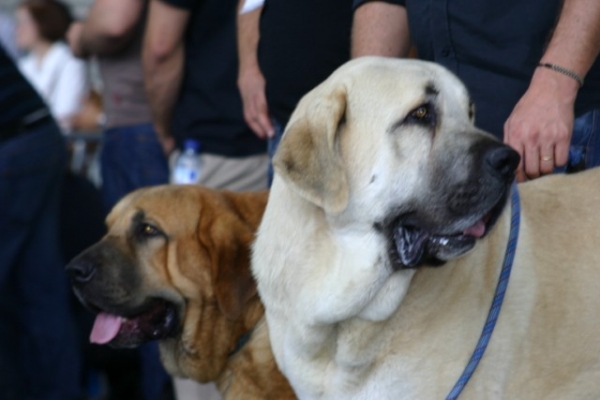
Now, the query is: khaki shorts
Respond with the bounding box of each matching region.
[170,151,269,192]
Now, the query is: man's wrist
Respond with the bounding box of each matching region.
[238,62,264,86]
[530,64,579,101]
[238,57,261,74]
[537,62,584,87]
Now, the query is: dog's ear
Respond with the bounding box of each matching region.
[273,85,349,214]
[200,211,258,320]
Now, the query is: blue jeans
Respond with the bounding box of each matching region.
[559,108,600,173]
[101,123,169,211]
[0,122,82,400]
[267,118,285,187]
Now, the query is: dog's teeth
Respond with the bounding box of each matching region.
[395,226,427,267]
[436,237,449,246]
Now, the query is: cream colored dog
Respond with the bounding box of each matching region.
[252,57,600,399]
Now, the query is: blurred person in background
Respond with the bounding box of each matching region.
[0,42,82,400]
[67,0,169,214]
[67,0,172,399]
[143,0,268,194]
[15,0,89,133]
[236,0,352,185]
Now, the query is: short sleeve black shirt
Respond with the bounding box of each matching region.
[158,0,266,156]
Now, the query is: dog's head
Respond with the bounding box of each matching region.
[66,185,268,380]
[274,57,519,269]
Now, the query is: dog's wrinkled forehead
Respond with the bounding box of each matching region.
[106,185,207,233]
[342,58,473,123]
[105,197,139,234]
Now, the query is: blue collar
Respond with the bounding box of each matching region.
[446,183,521,400]
[229,329,252,358]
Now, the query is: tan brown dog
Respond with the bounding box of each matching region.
[66,185,295,400]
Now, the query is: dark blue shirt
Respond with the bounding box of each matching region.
[354,0,600,138]
[0,45,46,127]
[157,0,266,157]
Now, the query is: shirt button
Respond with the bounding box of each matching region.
[441,48,450,57]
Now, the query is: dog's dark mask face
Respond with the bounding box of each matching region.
[379,135,519,270]
[66,216,182,348]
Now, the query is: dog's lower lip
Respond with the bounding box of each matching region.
[389,196,505,269]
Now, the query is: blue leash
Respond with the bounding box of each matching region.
[445,184,521,400]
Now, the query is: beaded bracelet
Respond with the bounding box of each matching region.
[538,62,584,87]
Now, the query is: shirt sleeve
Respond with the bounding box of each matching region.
[353,0,405,11]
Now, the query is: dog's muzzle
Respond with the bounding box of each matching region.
[385,142,519,269]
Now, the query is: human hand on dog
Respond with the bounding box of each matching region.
[503,66,578,182]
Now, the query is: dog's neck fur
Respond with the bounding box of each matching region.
[160,295,295,398]
[160,189,295,398]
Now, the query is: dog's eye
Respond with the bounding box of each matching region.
[405,103,435,126]
[412,106,429,119]
[139,223,161,238]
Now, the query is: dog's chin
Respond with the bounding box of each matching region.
[388,189,509,270]
[85,298,182,349]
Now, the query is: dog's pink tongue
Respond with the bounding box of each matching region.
[463,220,486,238]
[90,312,122,344]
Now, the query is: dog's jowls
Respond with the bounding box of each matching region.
[252,57,600,399]
[66,185,295,400]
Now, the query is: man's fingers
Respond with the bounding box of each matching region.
[515,170,527,183]
[256,110,274,139]
[538,144,555,175]
[244,107,268,138]
[523,145,541,180]
[554,141,570,168]
[244,96,273,139]
[511,142,527,183]
[247,117,268,139]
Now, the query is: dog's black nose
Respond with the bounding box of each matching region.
[66,259,96,283]
[485,145,520,180]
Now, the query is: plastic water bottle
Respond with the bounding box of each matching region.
[172,139,203,184]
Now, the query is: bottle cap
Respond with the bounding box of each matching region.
[183,139,201,152]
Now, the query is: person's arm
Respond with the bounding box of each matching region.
[142,0,189,154]
[504,0,600,181]
[236,0,273,139]
[351,1,411,58]
[67,0,145,58]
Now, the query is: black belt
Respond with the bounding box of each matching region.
[0,109,53,143]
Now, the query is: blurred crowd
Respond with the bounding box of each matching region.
[0,0,598,399]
